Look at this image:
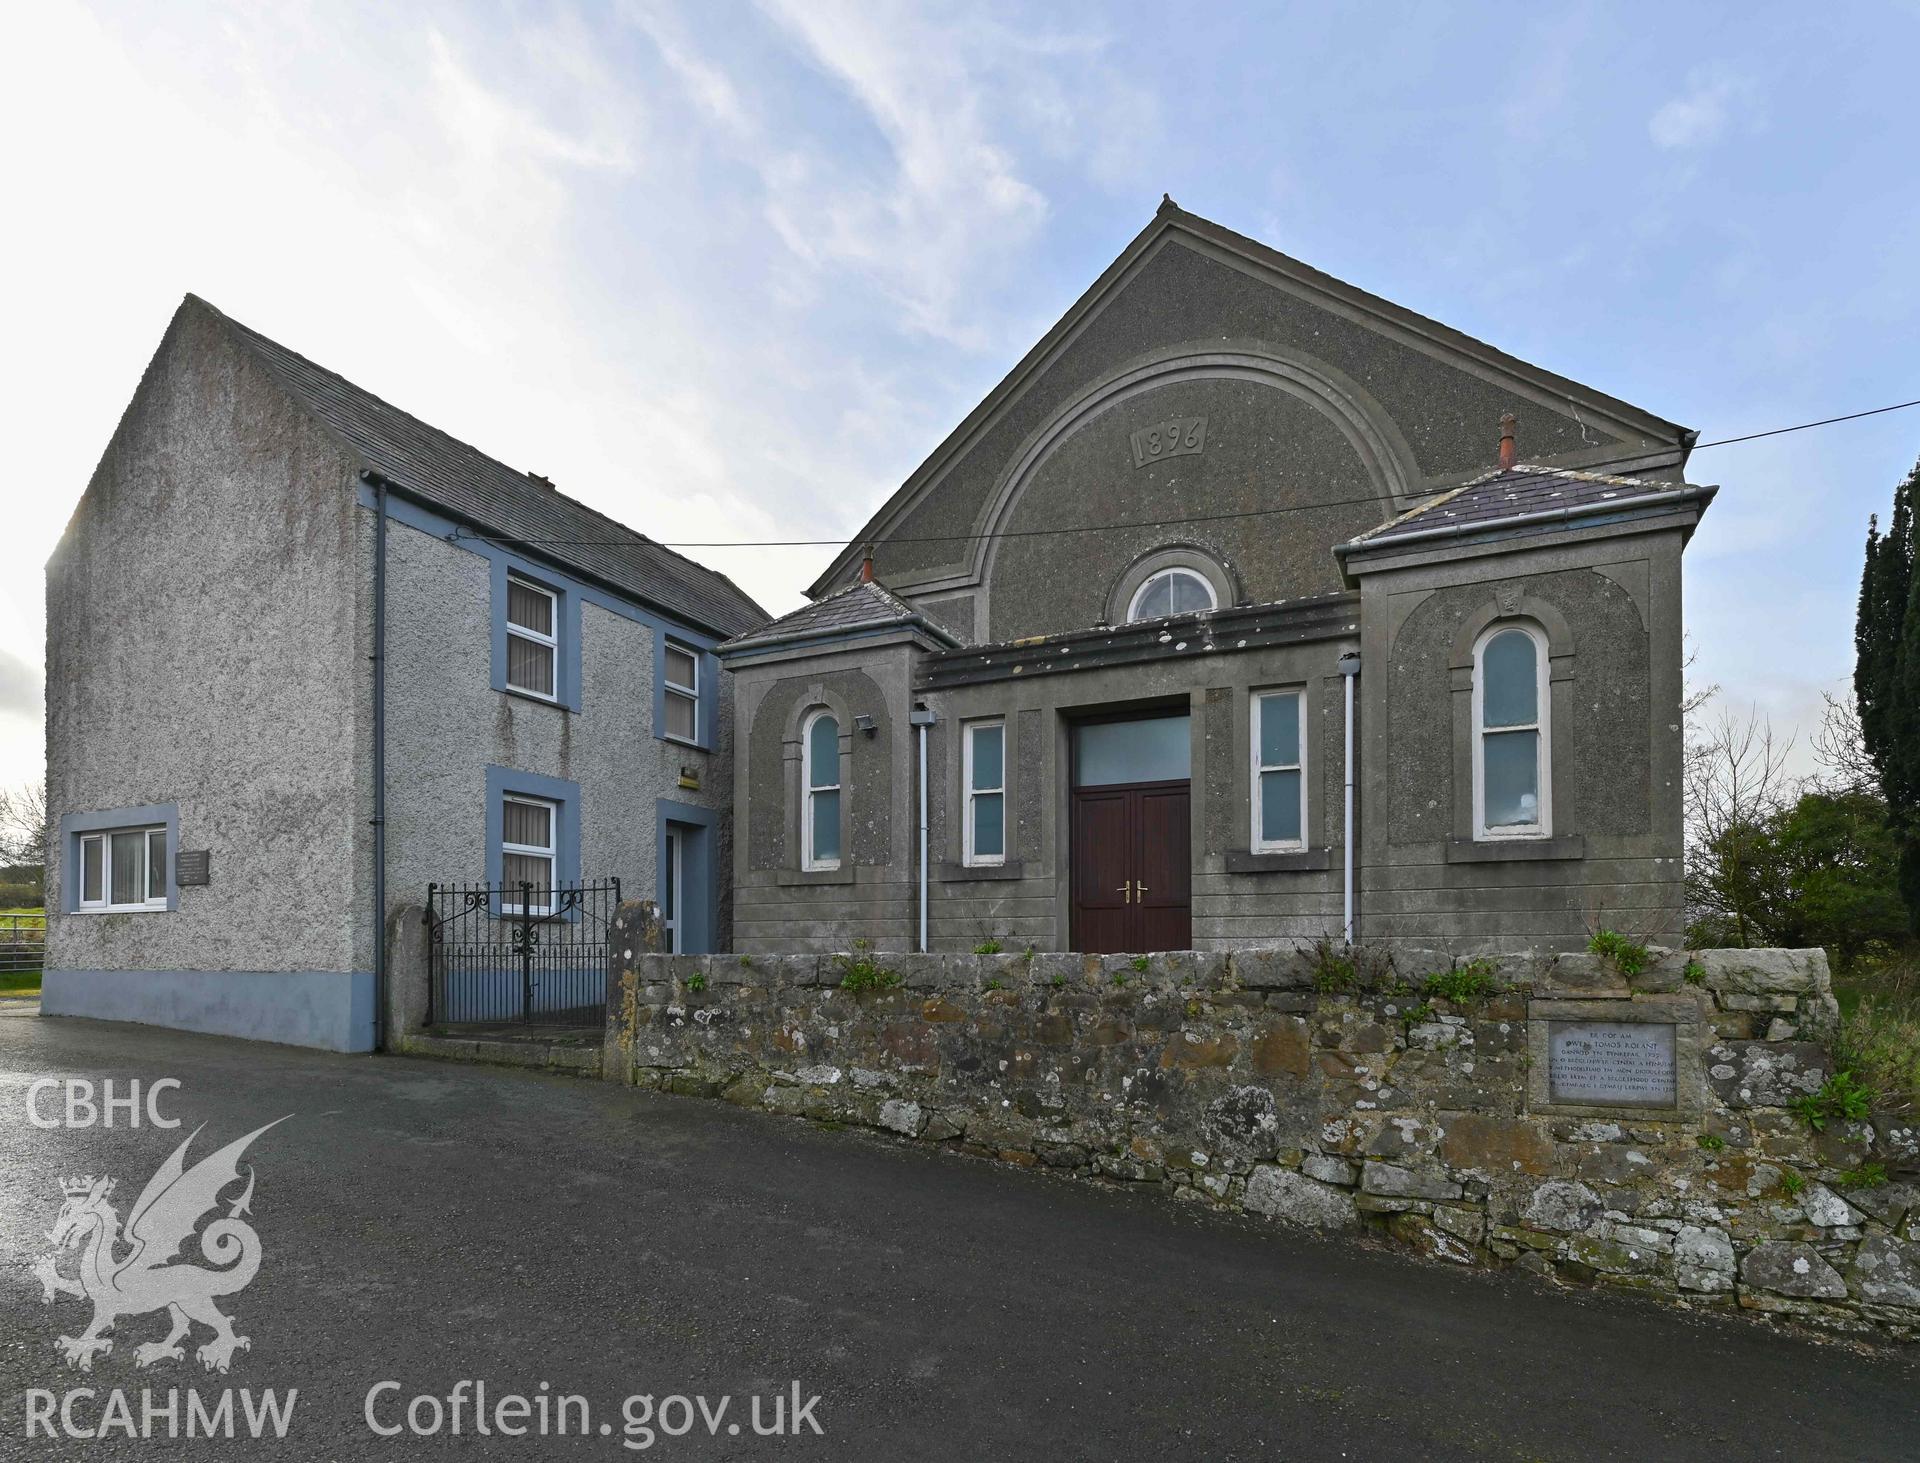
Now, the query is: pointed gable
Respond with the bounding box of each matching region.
[809,201,1692,645]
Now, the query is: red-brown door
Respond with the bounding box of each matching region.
[1134,783,1192,952]
[1070,779,1192,953]
[1070,788,1134,954]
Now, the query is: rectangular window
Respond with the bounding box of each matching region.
[505,576,559,700]
[501,795,557,914]
[964,721,1006,866]
[663,643,699,743]
[1252,690,1306,851]
[1071,714,1190,787]
[77,826,168,912]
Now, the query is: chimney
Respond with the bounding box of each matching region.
[1497,413,1517,471]
[860,544,875,583]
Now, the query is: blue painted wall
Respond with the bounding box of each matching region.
[43,969,376,1052]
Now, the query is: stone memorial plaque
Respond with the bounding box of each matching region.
[1547,1020,1677,1108]
[176,850,211,887]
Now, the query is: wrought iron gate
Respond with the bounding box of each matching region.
[425,879,619,1026]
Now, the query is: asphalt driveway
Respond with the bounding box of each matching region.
[2,1009,1915,1461]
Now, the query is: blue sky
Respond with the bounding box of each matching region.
[6,0,1919,790]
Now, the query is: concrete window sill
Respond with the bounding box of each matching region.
[776,866,855,887]
[501,687,574,714]
[937,860,1026,882]
[1224,848,1333,873]
[1446,835,1585,864]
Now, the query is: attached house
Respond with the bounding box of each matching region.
[718,200,1714,957]
[45,296,766,1051]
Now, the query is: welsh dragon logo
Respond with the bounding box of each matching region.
[32,1118,289,1373]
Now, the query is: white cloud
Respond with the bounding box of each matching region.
[0,650,43,723]
[0,1,799,794]
[1649,65,1755,150]
[626,2,1154,351]
[750,0,1048,346]
[622,1,754,140]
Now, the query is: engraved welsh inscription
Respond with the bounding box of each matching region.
[1130,416,1206,469]
[1547,1021,1677,1107]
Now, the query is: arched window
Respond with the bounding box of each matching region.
[803,709,842,870]
[1127,567,1217,621]
[1473,623,1550,838]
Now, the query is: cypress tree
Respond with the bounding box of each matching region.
[1857,514,1887,755]
[1858,474,1913,766]
[1856,459,1920,925]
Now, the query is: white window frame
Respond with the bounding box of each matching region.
[662,825,685,954]
[76,826,169,913]
[500,794,558,915]
[1250,689,1308,853]
[1472,621,1552,840]
[963,720,1007,868]
[801,708,841,872]
[505,574,560,702]
[1126,567,1218,622]
[662,642,700,746]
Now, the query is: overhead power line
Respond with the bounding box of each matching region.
[1689,398,1920,449]
[442,394,1920,553]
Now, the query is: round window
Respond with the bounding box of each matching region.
[1128,568,1217,621]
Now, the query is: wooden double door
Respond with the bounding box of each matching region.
[1070,778,1191,953]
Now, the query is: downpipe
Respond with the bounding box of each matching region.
[365,470,390,1052]
[909,706,936,952]
[1338,650,1360,946]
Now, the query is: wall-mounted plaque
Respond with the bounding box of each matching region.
[1547,1020,1676,1108]
[176,850,212,887]
[1130,416,1206,469]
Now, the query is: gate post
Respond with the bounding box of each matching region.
[603,898,663,1081]
[386,901,432,1044]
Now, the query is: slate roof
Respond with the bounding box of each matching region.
[719,580,960,655]
[1340,464,1715,554]
[193,296,768,639]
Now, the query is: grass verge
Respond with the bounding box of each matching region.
[1831,949,1919,1115]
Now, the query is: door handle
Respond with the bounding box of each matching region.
[1116,881,1133,903]
[1135,882,1150,899]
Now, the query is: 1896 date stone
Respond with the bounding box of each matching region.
[1547,1021,1677,1108]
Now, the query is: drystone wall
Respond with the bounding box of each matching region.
[605,911,1919,1342]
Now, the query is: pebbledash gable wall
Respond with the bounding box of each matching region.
[605,916,1920,1342]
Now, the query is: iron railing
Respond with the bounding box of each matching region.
[425,880,619,1027]
[0,912,44,974]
